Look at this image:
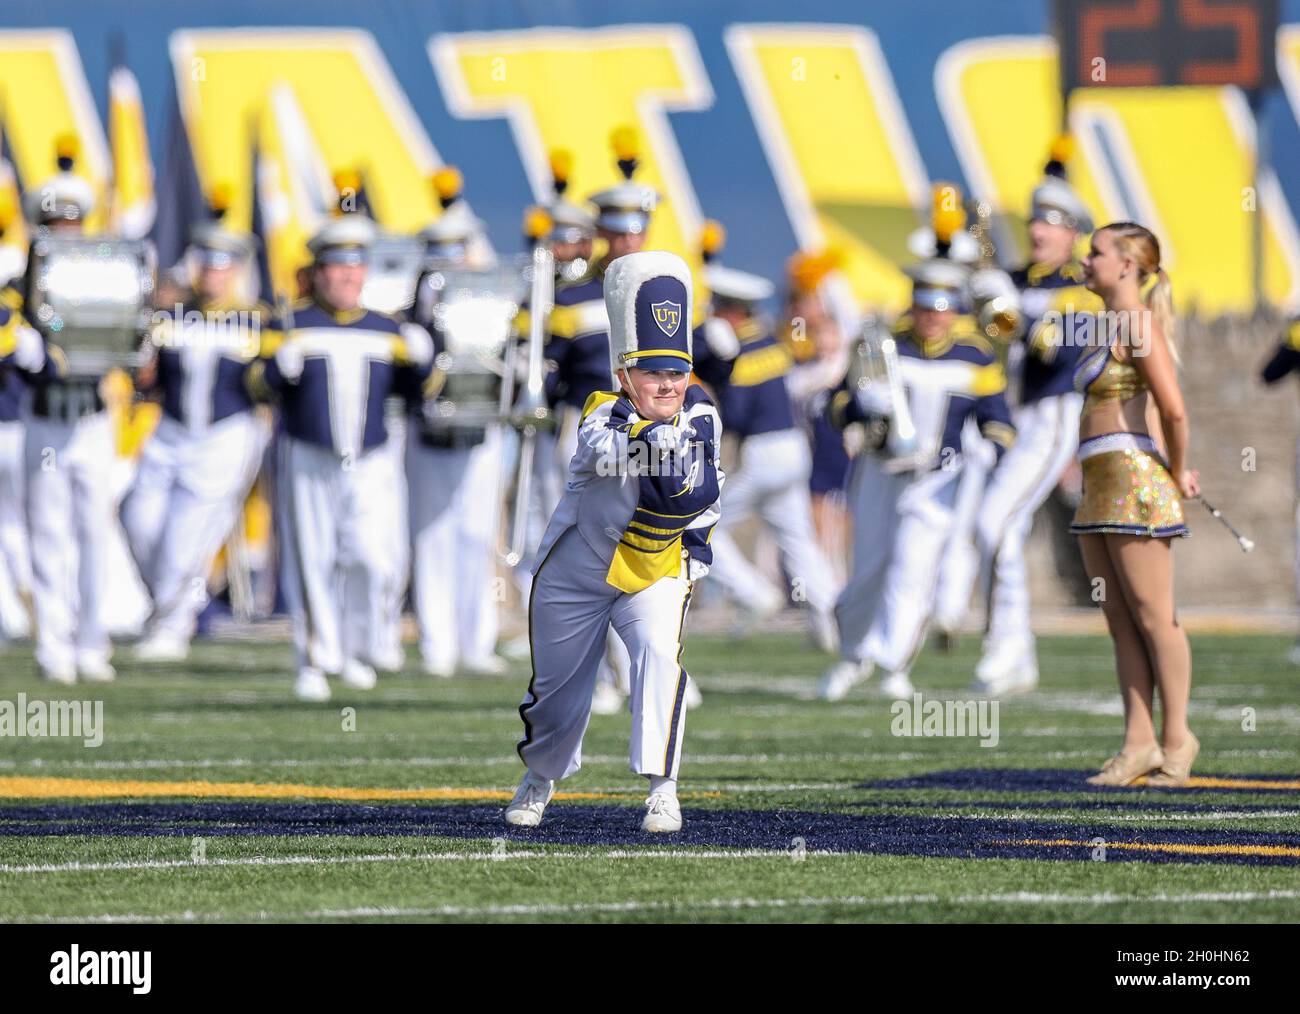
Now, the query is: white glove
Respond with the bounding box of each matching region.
[275,339,305,382]
[644,421,696,456]
[854,381,893,418]
[701,317,740,360]
[969,268,1018,307]
[400,323,434,368]
[686,556,711,581]
[12,324,45,373]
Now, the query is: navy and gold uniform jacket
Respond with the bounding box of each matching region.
[146,298,265,431]
[694,317,795,440]
[828,315,1015,471]
[1012,260,1104,404]
[0,280,104,420]
[543,264,612,412]
[248,298,432,458]
[532,383,724,594]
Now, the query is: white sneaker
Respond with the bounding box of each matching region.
[422,660,455,679]
[590,681,625,716]
[641,792,682,833]
[817,659,871,701]
[684,677,703,711]
[341,659,377,690]
[501,635,531,661]
[39,665,77,686]
[77,659,117,684]
[504,772,554,827]
[133,634,190,664]
[975,636,1034,683]
[877,670,915,699]
[973,638,1039,696]
[810,608,839,654]
[462,654,507,676]
[294,667,331,702]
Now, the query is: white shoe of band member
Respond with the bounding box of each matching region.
[810,608,839,654]
[294,667,331,702]
[133,634,191,664]
[1288,640,1300,667]
[684,677,703,711]
[877,670,915,699]
[77,659,117,684]
[973,637,1038,696]
[590,680,625,716]
[423,660,455,679]
[501,635,531,661]
[504,772,555,827]
[341,659,377,690]
[817,659,871,702]
[39,665,77,686]
[462,654,507,676]
[641,792,682,833]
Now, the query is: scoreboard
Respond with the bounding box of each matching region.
[1055,0,1279,92]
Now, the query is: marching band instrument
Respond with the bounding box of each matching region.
[847,313,924,473]
[25,235,156,374]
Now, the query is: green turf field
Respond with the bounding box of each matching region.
[0,632,1297,923]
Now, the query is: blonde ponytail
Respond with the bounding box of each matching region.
[1145,266,1177,365]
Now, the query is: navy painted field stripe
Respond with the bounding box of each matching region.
[0,802,1297,866]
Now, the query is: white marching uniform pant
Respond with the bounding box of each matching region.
[518,526,692,781]
[278,437,401,673]
[407,426,504,670]
[0,419,32,639]
[706,428,837,616]
[836,456,960,674]
[378,404,409,671]
[24,412,116,673]
[511,425,567,605]
[121,412,269,641]
[975,392,1082,647]
[933,421,996,631]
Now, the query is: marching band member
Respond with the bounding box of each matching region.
[1260,317,1300,663]
[407,168,509,677]
[547,129,657,716]
[0,196,32,641]
[121,187,271,661]
[693,224,838,650]
[8,139,122,683]
[506,251,722,833]
[248,210,433,701]
[908,187,1022,647]
[1072,222,1197,787]
[781,251,853,581]
[818,259,1015,701]
[971,143,1103,693]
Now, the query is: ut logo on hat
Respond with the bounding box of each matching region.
[651,300,682,337]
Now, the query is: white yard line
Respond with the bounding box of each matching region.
[10,887,1300,923]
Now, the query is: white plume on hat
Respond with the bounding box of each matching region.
[604,250,694,379]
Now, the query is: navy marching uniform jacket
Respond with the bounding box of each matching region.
[828,315,1015,471]
[694,317,795,441]
[248,298,433,459]
[544,263,612,413]
[1012,259,1103,405]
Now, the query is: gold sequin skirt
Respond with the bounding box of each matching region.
[1070,433,1189,538]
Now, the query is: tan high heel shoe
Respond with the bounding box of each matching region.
[1146,733,1200,787]
[1085,744,1165,787]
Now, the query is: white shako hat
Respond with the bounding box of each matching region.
[604,250,693,378]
